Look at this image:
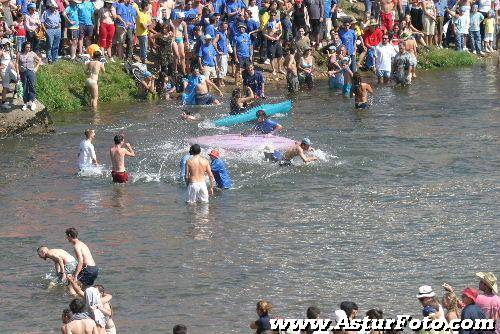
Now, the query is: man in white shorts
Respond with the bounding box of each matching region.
[78,129,99,171]
[185,144,215,203]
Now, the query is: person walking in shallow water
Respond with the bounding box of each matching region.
[185,144,215,203]
[110,134,135,183]
[65,227,99,288]
[86,51,105,109]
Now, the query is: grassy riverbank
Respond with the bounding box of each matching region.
[37,61,137,113]
[418,47,480,69]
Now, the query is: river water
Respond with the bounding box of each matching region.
[0,63,499,333]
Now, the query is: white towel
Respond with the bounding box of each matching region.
[84,287,107,327]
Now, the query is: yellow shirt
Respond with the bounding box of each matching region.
[484,17,494,34]
[136,11,150,37]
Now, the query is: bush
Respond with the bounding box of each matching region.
[418,47,479,70]
[37,61,137,112]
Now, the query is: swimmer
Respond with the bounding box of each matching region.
[65,227,99,288]
[85,51,105,109]
[251,110,283,135]
[185,144,215,203]
[282,138,318,164]
[78,129,99,171]
[37,245,78,296]
[230,86,255,115]
[263,144,284,163]
[62,299,98,334]
[109,134,135,183]
[352,72,373,109]
[183,66,223,106]
[180,110,198,121]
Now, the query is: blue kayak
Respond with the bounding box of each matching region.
[214,100,292,127]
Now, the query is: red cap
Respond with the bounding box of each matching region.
[209,150,220,159]
[461,287,478,302]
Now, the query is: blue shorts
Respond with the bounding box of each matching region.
[377,70,391,78]
[355,102,370,109]
[237,56,251,69]
[196,93,215,105]
[343,83,352,97]
[79,24,94,38]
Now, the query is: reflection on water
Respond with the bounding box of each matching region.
[0,64,499,333]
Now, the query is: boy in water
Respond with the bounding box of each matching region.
[283,47,299,93]
[352,72,373,109]
[341,58,354,97]
[37,246,78,295]
[65,227,99,288]
[185,144,215,203]
[110,134,135,183]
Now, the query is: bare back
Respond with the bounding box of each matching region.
[74,240,96,267]
[87,61,104,81]
[284,144,302,161]
[186,155,211,183]
[48,248,76,264]
[110,146,126,172]
[63,319,97,334]
[355,83,372,103]
[404,38,417,57]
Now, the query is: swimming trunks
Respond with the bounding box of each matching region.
[355,102,370,109]
[57,260,78,283]
[77,265,99,286]
[195,93,215,105]
[111,171,129,183]
[187,181,209,203]
[175,37,184,44]
[85,78,97,87]
[343,83,352,97]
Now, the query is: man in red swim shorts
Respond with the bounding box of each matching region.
[380,0,395,32]
[110,134,135,183]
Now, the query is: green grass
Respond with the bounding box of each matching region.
[418,47,479,70]
[37,61,137,112]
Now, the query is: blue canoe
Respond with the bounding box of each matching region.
[214,100,293,127]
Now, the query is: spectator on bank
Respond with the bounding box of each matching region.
[17,41,41,111]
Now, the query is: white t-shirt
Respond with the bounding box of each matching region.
[375,43,397,72]
[78,139,96,169]
[248,5,260,22]
[478,0,491,12]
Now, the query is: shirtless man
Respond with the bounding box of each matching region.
[65,227,99,288]
[185,144,215,203]
[283,47,299,93]
[380,0,395,32]
[37,246,78,295]
[352,72,373,109]
[282,138,318,165]
[109,134,135,183]
[62,299,99,334]
[403,33,418,78]
[189,66,223,105]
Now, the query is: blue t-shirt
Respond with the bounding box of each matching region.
[339,28,356,55]
[210,159,232,189]
[17,0,29,15]
[179,154,191,179]
[235,32,251,58]
[199,43,217,67]
[459,304,486,334]
[185,8,199,19]
[225,0,243,22]
[253,119,278,134]
[216,30,229,55]
[205,24,216,38]
[255,314,271,334]
[64,5,80,29]
[77,1,95,26]
[214,0,225,14]
[114,2,137,28]
[469,12,484,31]
[243,70,264,97]
[246,19,259,33]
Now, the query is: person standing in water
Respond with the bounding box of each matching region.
[352,72,373,109]
[65,227,99,288]
[78,129,99,171]
[85,50,105,109]
[110,134,135,183]
[208,149,232,189]
[185,144,215,204]
[37,245,78,295]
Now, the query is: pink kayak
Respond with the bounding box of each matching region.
[188,134,296,151]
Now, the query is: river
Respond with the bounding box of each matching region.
[0,63,499,333]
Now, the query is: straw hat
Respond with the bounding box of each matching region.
[476,272,498,293]
[416,285,436,299]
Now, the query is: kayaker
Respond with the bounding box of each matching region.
[208,149,232,189]
[251,110,283,135]
[230,86,256,115]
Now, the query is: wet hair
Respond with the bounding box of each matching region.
[62,308,72,322]
[114,134,124,145]
[65,227,78,239]
[352,72,362,96]
[231,88,242,98]
[95,284,105,295]
[256,300,272,315]
[84,128,94,138]
[189,144,201,155]
[306,306,321,319]
[37,245,48,254]
[93,50,102,60]
[173,324,187,334]
[340,301,358,318]
[69,298,85,314]
[366,309,383,319]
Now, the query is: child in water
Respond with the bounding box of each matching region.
[250,300,272,334]
[341,57,354,97]
[157,72,176,99]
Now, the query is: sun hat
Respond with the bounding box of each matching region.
[476,272,498,293]
[208,149,220,159]
[204,34,213,39]
[263,144,275,154]
[461,287,478,302]
[104,0,115,3]
[1,38,12,45]
[301,138,311,146]
[27,3,36,9]
[238,23,247,29]
[422,306,437,317]
[417,285,436,299]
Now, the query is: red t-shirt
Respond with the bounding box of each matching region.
[14,23,26,37]
[363,28,383,48]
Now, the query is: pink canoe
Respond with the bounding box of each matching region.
[188,134,296,151]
